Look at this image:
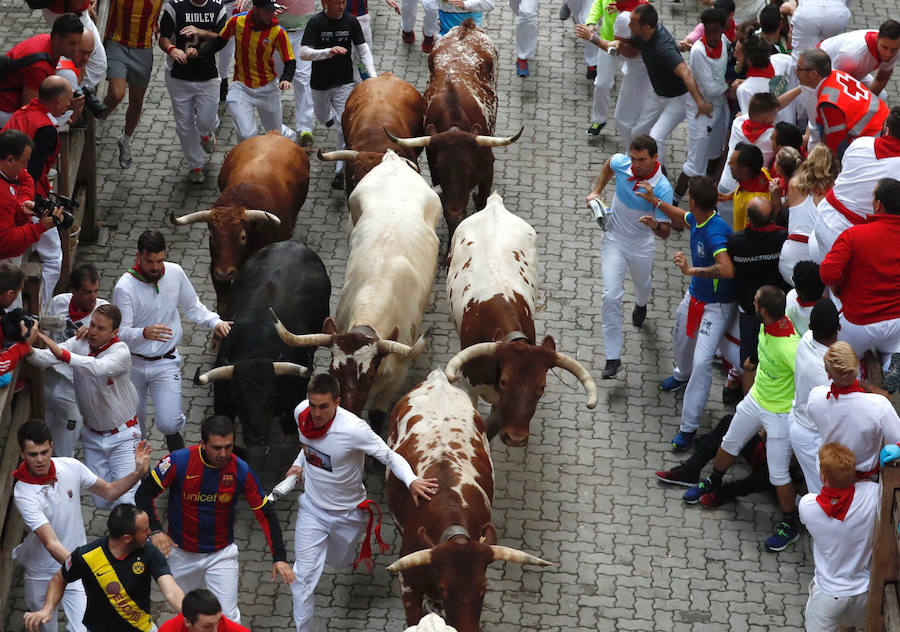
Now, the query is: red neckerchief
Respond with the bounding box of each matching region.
[816,485,855,520]
[12,460,57,485]
[826,379,866,400]
[701,33,723,59]
[796,296,819,307]
[865,30,881,63]
[354,499,390,572]
[745,63,775,79]
[127,260,165,293]
[741,119,772,143]
[613,0,646,11]
[89,336,119,357]
[738,171,771,193]
[68,299,92,322]
[626,161,660,191]
[874,135,900,159]
[748,223,782,233]
[724,17,736,42]
[297,407,334,440]
[764,316,795,337]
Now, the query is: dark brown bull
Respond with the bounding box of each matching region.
[169,131,309,315]
[386,370,551,632]
[317,73,424,193]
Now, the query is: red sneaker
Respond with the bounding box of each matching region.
[699,490,725,508]
[401,30,415,44]
[421,35,435,53]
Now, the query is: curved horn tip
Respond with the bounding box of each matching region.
[192,366,205,386]
[511,126,524,142]
[316,148,326,161]
[444,368,460,383]
[168,212,178,226]
[268,307,281,324]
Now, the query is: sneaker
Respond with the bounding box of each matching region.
[699,490,726,508]
[421,35,435,53]
[299,131,314,147]
[188,167,204,184]
[671,431,695,452]
[765,522,800,552]
[586,65,597,80]
[884,352,900,392]
[654,467,699,487]
[601,358,621,379]
[220,78,229,103]
[587,121,605,136]
[660,376,688,392]
[632,304,647,327]
[558,2,571,19]
[117,133,132,168]
[516,58,529,77]
[331,171,344,190]
[201,132,216,154]
[402,30,415,44]
[683,475,719,504]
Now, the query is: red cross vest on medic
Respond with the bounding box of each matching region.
[817,70,889,141]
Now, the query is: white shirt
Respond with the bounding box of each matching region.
[820,30,897,81]
[291,401,418,512]
[13,457,98,575]
[736,54,796,125]
[799,481,879,597]
[30,339,138,431]
[785,290,815,337]
[807,386,900,473]
[112,262,221,357]
[42,294,108,387]
[689,36,729,104]
[614,12,647,77]
[789,330,830,430]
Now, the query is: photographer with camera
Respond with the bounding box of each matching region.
[56,30,108,119]
[0,264,40,384]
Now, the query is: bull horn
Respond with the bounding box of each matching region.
[269,308,335,348]
[489,545,553,566]
[272,362,310,377]
[554,352,599,409]
[444,342,499,382]
[474,127,524,148]
[169,210,213,226]
[196,365,234,385]
[244,210,281,225]
[387,549,433,572]
[376,338,420,358]
[317,149,360,163]
[401,157,421,172]
[384,126,430,148]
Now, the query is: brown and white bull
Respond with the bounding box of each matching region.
[169,131,309,315]
[317,73,424,194]
[386,370,552,632]
[273,150,441,431]
[444,193,598,447]
[385,19,521,235]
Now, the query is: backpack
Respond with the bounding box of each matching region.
[0,52,53,84]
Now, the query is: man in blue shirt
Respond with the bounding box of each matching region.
[636,176,736,450]
[585,134,672,379]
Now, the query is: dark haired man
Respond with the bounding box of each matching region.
[135,415,292,623]
[113,230,229,452]
[159,589,249,632]
[24,504,184,632]
[734,31,796,126]
[0,263,39,379]
[819,19,900,97]
[728,142,773,231]
[13,419,150,632]
[784,260,824,335]
[286,373,438,632]
[585,134,672,379]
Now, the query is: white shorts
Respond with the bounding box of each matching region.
[804,579,867,631]
[168,543,241,622]
[720,392,793,486]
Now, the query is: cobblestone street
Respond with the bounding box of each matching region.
[3,0,892,629]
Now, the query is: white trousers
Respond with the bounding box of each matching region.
[34,226,61,308]
[789,417,823,494]
[43,371,81,458]
[791,0,851,61]
[779,238,811,286]
[278,29,314,133]
[168,543,241,623]
[401,0,438,37]
[165,73,220,170]
[614,68,652,151]
[25,573,86,632]
[601,235,655,360]
[509,0,538,60]
[591,50,618,124]
[632,91,687,164]
[838,313,900,366]
[291,495,368,632]
[671,292,737,433]
[682,101,729,178]
[721,393,793,486]
[130,355,186,438]
[226,80,283,144]
[808,204,849,263]
[804,580,867,631]
[80,424,140,509]
[312,83,355,172]
[43,9,106,90]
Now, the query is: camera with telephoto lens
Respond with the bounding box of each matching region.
[34,192,77,230]
[0,308,37,342]
[72,85,107,118]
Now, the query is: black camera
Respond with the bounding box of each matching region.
[1,308,37,342]
[34,192,77,230]
[73,85,107,118]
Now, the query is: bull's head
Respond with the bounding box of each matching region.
[444,335,598,447]
[388,524,551,632]
[317,149,420,194]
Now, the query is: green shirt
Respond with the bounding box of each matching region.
[749,321,800,413]
[586,0,616,41]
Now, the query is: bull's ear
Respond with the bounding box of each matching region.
[492,329,504,343]
[479,523,497,545]
[471,124,482,135]
[417,526,436,549]
[425,123,437,135]
[322,317,338,335]
[387,326,400,342]
[540,335,556,352]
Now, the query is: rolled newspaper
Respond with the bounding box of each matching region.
[265,474,297,502]
[588,198,611,231]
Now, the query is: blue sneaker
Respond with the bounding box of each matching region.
[660,375,688,392]
[671,431,696,452]
[765,521,800,552]
[0,372,11,388]
[683,476,718,504]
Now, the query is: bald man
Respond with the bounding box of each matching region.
[56,29,95,90]
[42,1,107,90]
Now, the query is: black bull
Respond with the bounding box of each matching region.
[194,241,331,446]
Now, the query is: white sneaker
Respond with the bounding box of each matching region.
[201,131,217,154]
[188,168,204,183]
[117,134,132,168]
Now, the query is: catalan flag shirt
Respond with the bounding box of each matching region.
[219,12,293,89]
[61,537,170,632]
[105,0,165,49]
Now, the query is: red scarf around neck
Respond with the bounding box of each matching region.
[68,299,92,322]
[816,485,855,520]
[865,30,881,63]
[724,17,736,42]
[827,379,866,400]
[874,135,900,159]
[13,460,57,485]
[701,34,723,59]
[297,407,334,440]
[613,0,647,11]
[741,119,772,144]
[796,296,819,308]
[764,316,795,337]
[127,259,165,293]
[626,161,660,190]
[90,336,120,357]
[739,171,772,193]
[745,63,775,79]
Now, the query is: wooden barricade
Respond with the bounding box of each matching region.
[866,463,900,631]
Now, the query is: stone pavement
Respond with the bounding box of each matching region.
[3,0,893,630]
